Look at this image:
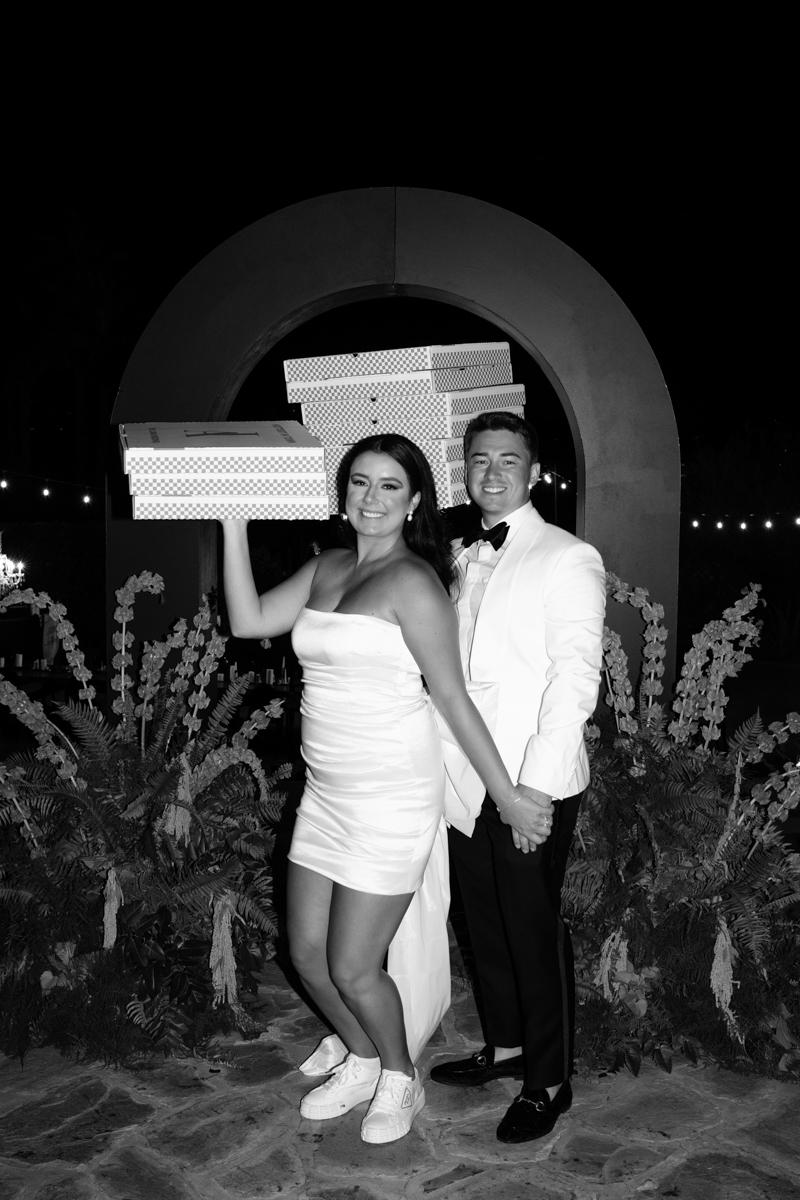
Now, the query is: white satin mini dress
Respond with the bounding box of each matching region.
[288,607,445,895]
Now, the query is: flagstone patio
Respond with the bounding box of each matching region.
[1,951,797,1200]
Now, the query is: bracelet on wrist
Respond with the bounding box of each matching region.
[496,788,523,811]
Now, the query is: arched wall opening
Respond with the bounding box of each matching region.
[108,187,680,682]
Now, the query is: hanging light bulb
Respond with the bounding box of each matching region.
[42,487,50,497]
[740,522,747,530]
[716,522,724,529]
[765,520,773,529]
[0,480,7,489]
[544,473,552,483]
[691,520,699,528]
[83,495,91,504]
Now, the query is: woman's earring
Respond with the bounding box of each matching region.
[340,513,348,522]
[406,511,413,523]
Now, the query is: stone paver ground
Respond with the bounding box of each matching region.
[1,942,797,1200]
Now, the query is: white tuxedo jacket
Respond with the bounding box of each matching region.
[451,506,605,827]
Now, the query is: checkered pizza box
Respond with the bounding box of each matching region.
[449,481,470,507]
[301,394,451,444]
[132,495,331,521]
[447,405,524,440]
[288,362,511,407]
[128,472,328,497]
[120,421,324,475]
[301,384,526,446]
[284,342,511,384]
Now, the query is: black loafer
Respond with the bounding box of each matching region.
[496,1080,573,1143]
[429,1046,525,1087]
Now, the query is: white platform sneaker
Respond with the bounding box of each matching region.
[300,1053,381,1120]
[360,1068,425,1144]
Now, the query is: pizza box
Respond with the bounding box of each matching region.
[287,362,513,408]
[131,494,331,521]
[128,472,328,497]
[119,421,324,475]
[284,342,511,384]
[300,384,526,446]
[287,361,512,406]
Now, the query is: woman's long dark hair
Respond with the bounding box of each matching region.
[336,434,457,595]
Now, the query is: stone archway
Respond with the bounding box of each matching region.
[108,187,679,673]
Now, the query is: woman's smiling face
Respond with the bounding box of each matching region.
[346,451,420,537]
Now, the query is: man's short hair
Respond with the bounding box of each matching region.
[463,411,539,463]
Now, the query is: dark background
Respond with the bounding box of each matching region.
[2,123,797,712]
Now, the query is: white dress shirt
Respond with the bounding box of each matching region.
[456,503,533,675]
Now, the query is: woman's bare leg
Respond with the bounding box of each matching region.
[287,863,414,1072]
[287,863,377,1058]
[327,883,414,1075]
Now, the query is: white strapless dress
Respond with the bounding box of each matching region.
[289,607,445,894]
[288,607,451,1059]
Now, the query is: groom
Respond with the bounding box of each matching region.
[431,411,605,1143]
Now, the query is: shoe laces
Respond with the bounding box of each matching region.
[371,1071,414,1113]
[324,1055,366,1087]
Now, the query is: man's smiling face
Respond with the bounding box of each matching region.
[466,429,541,524]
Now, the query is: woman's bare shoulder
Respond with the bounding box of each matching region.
[313,547,354,570]
[389,554,450,608]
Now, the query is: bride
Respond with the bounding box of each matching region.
[221,433,526,1144]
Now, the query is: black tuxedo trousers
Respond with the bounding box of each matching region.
[449,790,582,1089]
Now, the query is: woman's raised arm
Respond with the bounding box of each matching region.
[221,520,318,639]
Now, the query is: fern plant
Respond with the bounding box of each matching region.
[0,574,290,1063]
[568,578,800,1078]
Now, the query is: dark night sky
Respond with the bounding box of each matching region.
[2,109,796,656]
[3,124,794,502]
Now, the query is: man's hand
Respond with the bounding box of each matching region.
[498,785,555,854]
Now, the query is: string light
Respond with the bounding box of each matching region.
[688,514,796,531]
[0,468,98,508]
[539,467,572,489]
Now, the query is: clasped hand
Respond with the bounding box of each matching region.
[498,785,555,854]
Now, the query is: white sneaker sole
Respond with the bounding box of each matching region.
[360,1088,426,1144]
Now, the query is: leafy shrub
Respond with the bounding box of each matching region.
[567,577,800,1077]
[0,574,289,1063]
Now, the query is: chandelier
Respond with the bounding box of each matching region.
[0,533,25,598]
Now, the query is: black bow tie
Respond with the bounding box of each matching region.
[461,521,509,551]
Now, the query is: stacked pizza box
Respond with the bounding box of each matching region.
[284,342,524,511]
[120,421,329,519]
